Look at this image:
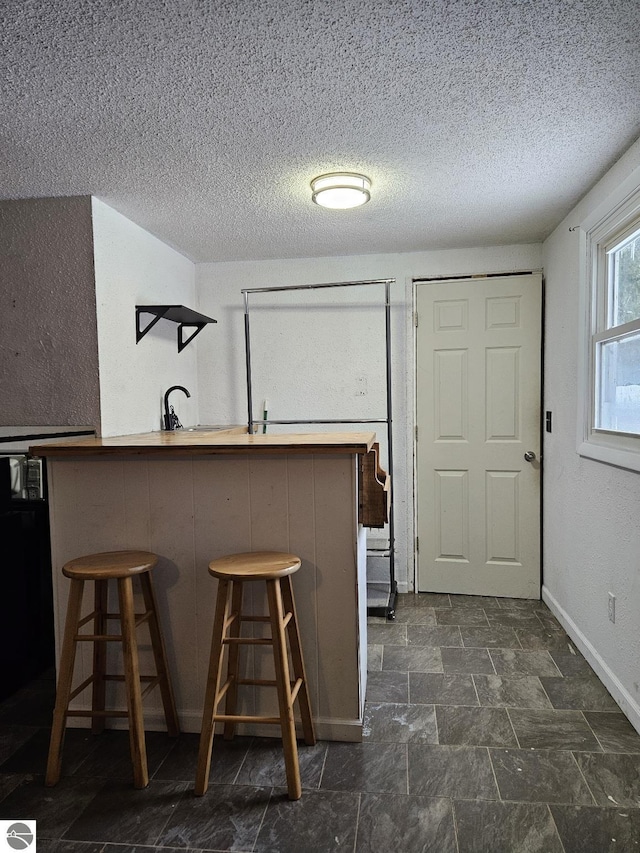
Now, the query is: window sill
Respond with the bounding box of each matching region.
[578,438,640,473]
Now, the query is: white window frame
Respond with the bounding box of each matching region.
[578,181,640,473]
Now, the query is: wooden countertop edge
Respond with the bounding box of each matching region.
[30,430,377,458]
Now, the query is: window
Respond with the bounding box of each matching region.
[579,186,640,471]
[594,224,640,434]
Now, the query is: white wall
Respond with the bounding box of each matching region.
[195,244,542,592]
[543,137,640,732]
[92,198,199,435]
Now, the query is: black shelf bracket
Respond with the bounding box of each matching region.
[136,305,217,353]
[176,323,205,353]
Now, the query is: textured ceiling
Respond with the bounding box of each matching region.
[2,0,640,262]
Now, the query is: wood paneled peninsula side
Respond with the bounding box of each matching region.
[32,429,388,741]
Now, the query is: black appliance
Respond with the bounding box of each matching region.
[0,427,95,701]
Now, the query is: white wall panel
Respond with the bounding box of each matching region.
[92,198,198,436]
[542,136,640,733]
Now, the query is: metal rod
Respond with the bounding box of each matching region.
[256,419,388,425]
[241,278,394,295]
[243,290,254,432]
[385,279,396,611]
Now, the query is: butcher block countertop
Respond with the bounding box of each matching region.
[30,428,377,458]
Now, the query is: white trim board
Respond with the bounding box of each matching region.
[542,585,640,736]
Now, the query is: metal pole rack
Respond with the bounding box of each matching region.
[241,278,396,620]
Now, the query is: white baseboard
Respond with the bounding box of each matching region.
[542,585,640,735]
[230,718,363,742]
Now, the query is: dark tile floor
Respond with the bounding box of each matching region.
[2,593,640,851]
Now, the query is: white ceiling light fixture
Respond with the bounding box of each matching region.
[310,172,371,209]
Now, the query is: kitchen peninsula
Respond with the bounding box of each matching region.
[32,428,388,741]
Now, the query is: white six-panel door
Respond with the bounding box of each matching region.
[416,274,542,598]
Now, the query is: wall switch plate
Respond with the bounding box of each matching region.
[608,592,616,623]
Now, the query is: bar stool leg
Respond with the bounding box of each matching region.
[223,580,244,740]
[139,572,180,737]
[281,575,316,746]
[118,576,148,789]
[45,578,85,787]
[91,579,108,735]
[267,578,302,801]
[195,578,231,796]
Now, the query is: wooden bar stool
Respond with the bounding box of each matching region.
[195,551,316,800]
[45,550,180,789]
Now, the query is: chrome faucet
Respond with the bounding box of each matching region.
[163,385,191,430]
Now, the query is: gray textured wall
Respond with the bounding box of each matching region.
[0,196,100,427]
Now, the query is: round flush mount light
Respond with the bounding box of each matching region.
[310,172,371,209]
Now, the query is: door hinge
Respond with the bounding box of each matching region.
[415,425,418,442]
[414,311,419,327]
[416,536,419,553]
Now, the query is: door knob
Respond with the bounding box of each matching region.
[524,450,537,462]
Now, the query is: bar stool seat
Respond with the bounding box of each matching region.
[195,551,316,800]
[45,550,180,789]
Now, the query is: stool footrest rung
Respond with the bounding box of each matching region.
[103,674,161,700]
[77,610,99,629]
[213,675,302,707]
[213,713,282,725]
[237,677,278,687]
[74,609,152,642]
[223,637,273,645]
[69,675,94,701]
[235,612,292,627]
[290,677,303,704]
[214,677,232,706]
[66,709,130,718]
[104,611,151,625]
[75,633,123,642]
[223,610,239,632]
[67,673,161,702]
[103,674,158,682]
[140,677,162,699]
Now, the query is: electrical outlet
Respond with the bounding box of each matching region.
[608,592,616,623]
